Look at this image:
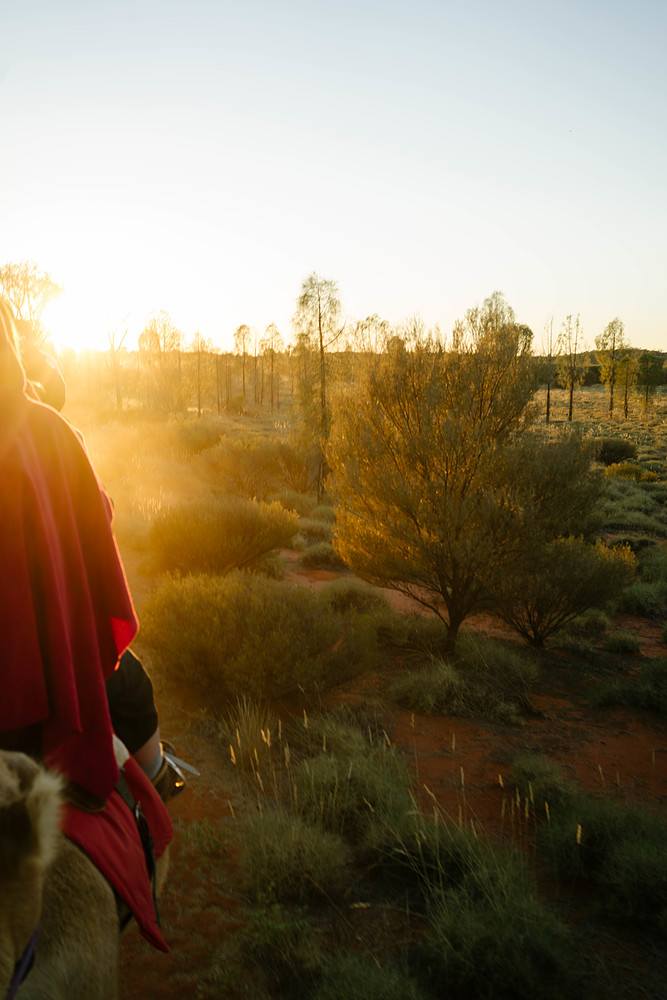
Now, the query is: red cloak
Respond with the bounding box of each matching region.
[0,390,138,800]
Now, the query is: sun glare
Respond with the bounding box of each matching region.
[44,293,110,353]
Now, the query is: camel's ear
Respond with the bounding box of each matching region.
[24,769,63,871]
[0,755,62,871]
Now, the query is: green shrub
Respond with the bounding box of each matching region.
[456,634,539,711]
[320,578,392,616]
[147,496,298,575]
[567,607,611,635]
[389,652,532,724]
[606,462,645,481]
[299,542,346,570]
[596,437,638,466]
[191,436,287,499]
[592,658,667,713]
[604,631,642,654]
[609,535,658,556]
[309,504,335,523]
[170,417,224,455]
[270,488,318,517]
[312,953,425,1000]
[381,614,451,658]
[297,517,333,543]
[637,543,667,583]
[618,580,667,618]
[553,633,596,657]
[390,659,466,715]
[275,441,318,493]
[239,809,352,904]
[662,624,667,646]
[141,571,380,704]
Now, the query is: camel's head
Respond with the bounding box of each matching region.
[0,751,62,993]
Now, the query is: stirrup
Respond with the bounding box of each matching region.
[152,741,199,802]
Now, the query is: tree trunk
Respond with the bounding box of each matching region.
[545,382,551,424]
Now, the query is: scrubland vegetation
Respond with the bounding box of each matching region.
[58,292,667,999]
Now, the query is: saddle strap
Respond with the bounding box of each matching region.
[6,926,39,1000]
[114,774,160,927]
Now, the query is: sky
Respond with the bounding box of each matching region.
[1,0,665,353]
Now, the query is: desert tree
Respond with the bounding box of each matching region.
[292,273,345,500]
[233,323,251,399]
[0,259,63,343]
[260,323,284,413]
[138,310,183,356]
[138,310,184,410]
[496,536,635,647]
[293,273,344,437]
[617,352,638,418]
[107,316,129,413]
[595,317,628,416]
[557,314,586,421]
[636,351,665,411]
[348,313,391,354]
[189,331,213,416]
[541,316,558,424]
[328,293,537,651]
[491,428,633,645]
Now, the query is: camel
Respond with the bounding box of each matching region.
[0,749,165,1000]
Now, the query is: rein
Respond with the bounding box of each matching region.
[6,926,39,1000]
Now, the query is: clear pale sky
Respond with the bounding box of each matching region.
[1,0,665,352]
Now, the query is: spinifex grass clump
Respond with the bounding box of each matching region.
[414,879,582,1000]
[141,571,381,704]
[232,903,324,995]
[592,657,667,713]
[239,809,352,904]
[147,495,298,575]
[293,744,414,842]
[389,634,538,723]
[511,754,667,931]
[367,807,583,999]
[219,696,279,773]
[310,952,425,1000]
[600,477,667,539]
[285,704,387,760]
[603,631,642,654]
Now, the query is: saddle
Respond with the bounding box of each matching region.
[63,753,173,951]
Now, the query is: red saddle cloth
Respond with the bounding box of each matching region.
[62,756,173,952]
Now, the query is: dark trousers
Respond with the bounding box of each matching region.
[106,649,159,754]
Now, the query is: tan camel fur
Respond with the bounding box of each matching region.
[0,750,143,1000]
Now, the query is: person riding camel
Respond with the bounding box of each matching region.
[0,297,184,806]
